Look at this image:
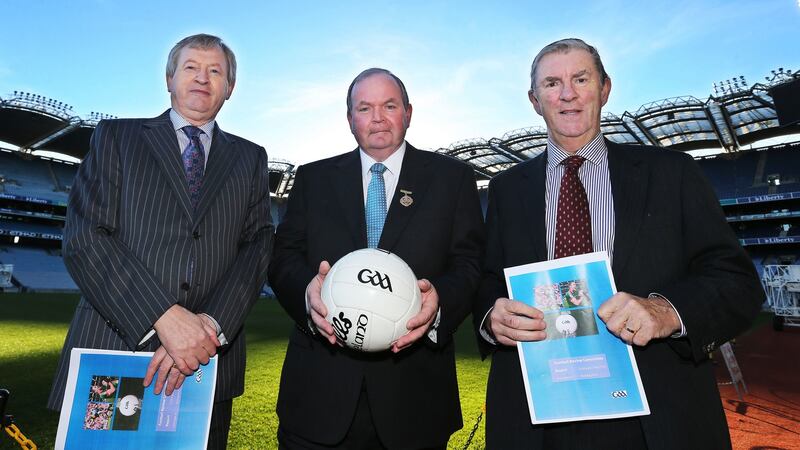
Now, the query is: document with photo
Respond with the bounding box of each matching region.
[55,348,217,449]
[504,251,650,424]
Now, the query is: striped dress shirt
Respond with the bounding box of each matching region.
[545,133,615,262]
[169,109,214,169]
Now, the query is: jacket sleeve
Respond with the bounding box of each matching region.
[267,164,318,333]
[62,120,178,349]
[472,177,509,358]
[656,154,764,362]
[200,147,274,343]
[427,163,486,347]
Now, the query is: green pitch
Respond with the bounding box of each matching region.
[0,294,487,449]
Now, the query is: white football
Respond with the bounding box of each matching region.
[321,248,421,352]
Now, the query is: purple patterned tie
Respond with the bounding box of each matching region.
[554,155,593,258]
[182,126,205,210]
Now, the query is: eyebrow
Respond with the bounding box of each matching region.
[182,59,223,69]
[355,97,400,106]
[541,69,592,84]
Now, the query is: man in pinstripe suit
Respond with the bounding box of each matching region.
[48,34,273,449]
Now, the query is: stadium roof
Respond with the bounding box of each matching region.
[2,69,798,192]
[0,92,114,160]
[439,69,800,180]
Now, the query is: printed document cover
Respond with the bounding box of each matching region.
[504,251,650,424]
[55,348,217,449]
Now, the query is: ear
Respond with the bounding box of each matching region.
[225,80,236,100]
[600,77,611,107]
[404,103,413,129]
[347,111,355,134]
[528,89,543,116]
[166,74,173,93]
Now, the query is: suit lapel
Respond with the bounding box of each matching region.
[608,140,648,276]
[379,145,432,251]
[332,149,368,248]
[194,126,239,223]
[520,155,548,263]
[142,111,193,220]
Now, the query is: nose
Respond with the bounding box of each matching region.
[195,68,209,84]
[560,82,578,101]
[370,108,384,122]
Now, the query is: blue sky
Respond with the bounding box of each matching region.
[1,0,798,164]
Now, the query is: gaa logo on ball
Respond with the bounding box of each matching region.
[321,248,421,352]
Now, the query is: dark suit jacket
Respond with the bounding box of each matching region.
[268,144,485,448]
[473,140,764,450]
[48,110,273,409]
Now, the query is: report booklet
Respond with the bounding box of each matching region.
[504,251,650,424]
[55,348,217,449]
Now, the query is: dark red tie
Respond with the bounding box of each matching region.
[554,155,593,259]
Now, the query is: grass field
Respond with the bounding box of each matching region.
[0,293,488,449]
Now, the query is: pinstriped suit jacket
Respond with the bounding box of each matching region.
[47,110,273,409]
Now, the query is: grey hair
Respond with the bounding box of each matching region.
[346,68,410,113]
[529,38,608,91]
[166,34,237,87]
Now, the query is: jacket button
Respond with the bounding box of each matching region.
[180,282,191,291]
[193,231,200,239]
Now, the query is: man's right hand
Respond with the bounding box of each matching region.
[488,298,547,346]
[307,261,337,345]
[153,304,220,375]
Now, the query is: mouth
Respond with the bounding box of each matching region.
[560,109,582,115]
[190,89,210,96]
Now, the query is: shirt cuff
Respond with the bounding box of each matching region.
[648,292,686,338]
[426,308,442,343]
[138,329,156,347]
[201,313,228,346]
[478,307,497,345]
[304,284,318,336]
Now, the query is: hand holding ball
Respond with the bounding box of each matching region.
[320,249,421,352]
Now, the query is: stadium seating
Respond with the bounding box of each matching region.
[696,144,800,199]
[0,245,77,291]
[49,160,79,191]
[0,151,73,203]
[0,219,63,236]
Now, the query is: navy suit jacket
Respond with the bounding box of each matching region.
[473,140,764,449]
[268,144,485,448]
[48,110,273,408]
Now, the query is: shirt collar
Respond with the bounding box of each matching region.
[546,133,607,171]
[169,109,216,137]
[360,141,406,178]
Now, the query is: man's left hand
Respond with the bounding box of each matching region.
[143,345,187,396]
[597,292,681,346]
[392,279,439,353]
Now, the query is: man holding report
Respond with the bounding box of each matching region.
[474,38,764,449]
[48,34,272,449]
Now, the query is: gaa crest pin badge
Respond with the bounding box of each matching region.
[399,189,413,207]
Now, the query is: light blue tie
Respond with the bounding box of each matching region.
[366,163,387,248]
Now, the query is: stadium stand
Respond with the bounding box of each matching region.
[696,142,800,199]
[1,69,799,296]
[0,245,76,291]
[0,150,71,204]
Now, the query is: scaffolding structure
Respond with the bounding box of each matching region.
[761,264,800,330]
